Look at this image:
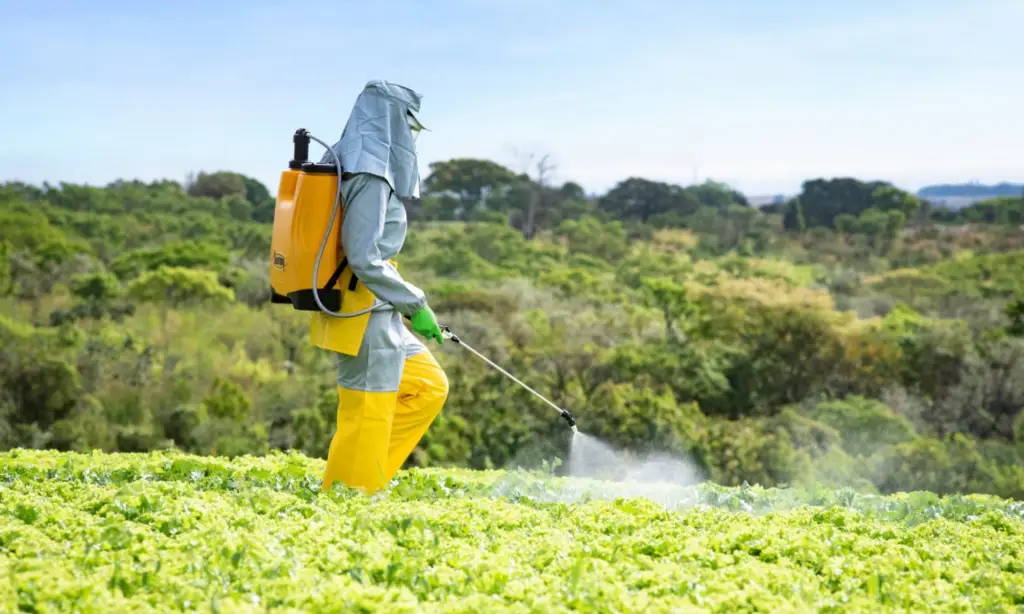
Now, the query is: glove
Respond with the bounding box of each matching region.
[410,305,443,344]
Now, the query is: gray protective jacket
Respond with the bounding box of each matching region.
[319,80,430,392]
[332,173,427,392]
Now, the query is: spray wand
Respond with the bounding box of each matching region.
[439,325,578,433]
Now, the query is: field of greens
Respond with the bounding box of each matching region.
[2,450,1024,612]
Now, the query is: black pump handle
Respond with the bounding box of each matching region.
[290,129,310,170]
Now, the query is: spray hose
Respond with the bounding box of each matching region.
[302,133,577,432]
[307,132,390,319]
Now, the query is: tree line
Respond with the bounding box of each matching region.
[2,159,1024,499]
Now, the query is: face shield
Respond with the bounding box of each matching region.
[407,110,426,142]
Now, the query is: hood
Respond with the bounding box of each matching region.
[320,79,426,199]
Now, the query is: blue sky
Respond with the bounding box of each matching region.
[1,0,1022,197]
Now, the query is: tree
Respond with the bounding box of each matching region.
[598,178,700,223]
[856,208,889,244]
[184,171,274,223]
[714,304,849,416]
[186,171,247,200]
[110,241,231,279]
[510,149,557,239]
[45,271,132,326]
[0,209,84,267]
[241,176,276,223]
[687,180,749,211]
[782,197,807,232]
[422,158,520,220]
[640,277,695,340]
[224,194,254,222]
[783,177,891,230]
[950,197,1024,225]
[884,209,907,241]
[685,204,763,252]
[0,319,83,440]
[70,272,121,303]
[554,216,629,262]
[1006,298,1024,338]
[834,213,857,236]
[127,266,234,307]
[201,376,252,421]
[559,182,586,201]
[871,185,922,218]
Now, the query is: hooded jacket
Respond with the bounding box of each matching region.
[319,79,425,199]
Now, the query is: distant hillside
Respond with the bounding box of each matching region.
[918,182,1024,199]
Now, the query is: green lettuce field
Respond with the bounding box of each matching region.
[2,449,1023,613]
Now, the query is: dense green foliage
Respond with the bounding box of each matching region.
[3,449,1024,612]
[3,161,1024,501]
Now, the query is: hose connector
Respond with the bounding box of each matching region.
[440,324,460,344]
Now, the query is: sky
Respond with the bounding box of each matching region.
[1,0,1022,197]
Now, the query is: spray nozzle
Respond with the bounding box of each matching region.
[560,409,577,430]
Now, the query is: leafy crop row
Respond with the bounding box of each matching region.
[2,449,1024,612]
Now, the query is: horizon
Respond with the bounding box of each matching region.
[2,0,1022,197]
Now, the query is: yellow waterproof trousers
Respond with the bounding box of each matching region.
[321,350,449,494]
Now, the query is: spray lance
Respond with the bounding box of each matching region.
[436,324,578,433]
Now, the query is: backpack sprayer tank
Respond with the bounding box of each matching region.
[269,129,365,314]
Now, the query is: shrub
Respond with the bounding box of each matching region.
[805,396,918,457]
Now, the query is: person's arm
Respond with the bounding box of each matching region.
[339,173,427,318]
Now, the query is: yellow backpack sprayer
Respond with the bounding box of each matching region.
[268,129,365,315]
[267,128,578,432]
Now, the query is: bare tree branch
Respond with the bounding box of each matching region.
[507,146,558,239]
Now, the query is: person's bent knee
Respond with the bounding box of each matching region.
[411,351,449,402]
[423,364,448,405]
[435,367,449,403]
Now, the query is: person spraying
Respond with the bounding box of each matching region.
[310,80,447,494]
[268,81,577,495]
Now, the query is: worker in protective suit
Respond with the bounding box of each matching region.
[310,79,448,495]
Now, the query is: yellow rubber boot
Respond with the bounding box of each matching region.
[386,351,450,479]
[322,387,398,494]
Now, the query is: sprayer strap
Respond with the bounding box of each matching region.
[324,257,349,291]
